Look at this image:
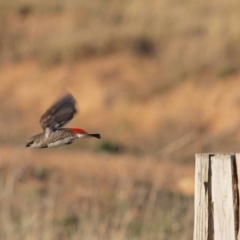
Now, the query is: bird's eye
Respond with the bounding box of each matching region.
[26,140,34,147]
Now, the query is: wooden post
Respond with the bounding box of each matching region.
[193,153,240,240]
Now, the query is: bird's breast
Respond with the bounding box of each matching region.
[47,137,73,147]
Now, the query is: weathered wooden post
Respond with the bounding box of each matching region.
[193,153,240,240]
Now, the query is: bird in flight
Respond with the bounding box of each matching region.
[26,93,101,148]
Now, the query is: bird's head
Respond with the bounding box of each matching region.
[26,133,44,148]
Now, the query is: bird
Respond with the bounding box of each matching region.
[26,93,101,148]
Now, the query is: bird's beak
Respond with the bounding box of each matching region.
[26,142,31,147]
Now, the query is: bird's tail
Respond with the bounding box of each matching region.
[88,134,101,139]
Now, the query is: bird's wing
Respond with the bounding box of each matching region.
[40,93,77,137]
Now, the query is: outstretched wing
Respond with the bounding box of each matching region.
[40,93,77,137]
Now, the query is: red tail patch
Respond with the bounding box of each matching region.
[70,128,87,134]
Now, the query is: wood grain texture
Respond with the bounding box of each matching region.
[193,153,210,240]
[194,154,240,240]
[211,154,236,240]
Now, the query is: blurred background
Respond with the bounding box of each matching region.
[1,0,240,239]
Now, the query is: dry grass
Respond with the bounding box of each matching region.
[0,147,194,240]
[0,0,240,77]
[0,177,193,240]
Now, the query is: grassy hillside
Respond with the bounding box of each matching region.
[0,0,240,77]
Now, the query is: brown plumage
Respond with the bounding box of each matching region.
[40,94,77,137]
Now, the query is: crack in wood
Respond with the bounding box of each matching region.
[194,153,240,240]
[231,154,239,238]
[208,154,214,240]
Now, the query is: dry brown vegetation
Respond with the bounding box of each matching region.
[0,0,240,239]
[0,147,194,239]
